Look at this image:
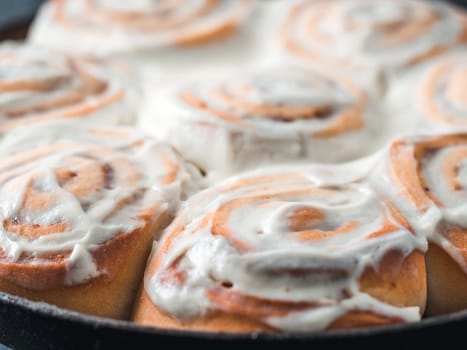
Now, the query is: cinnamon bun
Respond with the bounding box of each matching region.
[415,52,467,131]
[133,166,427,332]
[277,0,467,91]
[140,68,384,183]
[0,122,200,319]
[29,0,254,58]
[0,42,137,132]
[371,134,467,315]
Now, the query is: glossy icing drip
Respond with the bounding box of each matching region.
[146,165,425,331]
[0,123,200,286]
[371,134,467,273]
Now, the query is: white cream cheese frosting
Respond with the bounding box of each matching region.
[0,42,138,131]
[276,0,467,94]
[145,164,426,331]
[139,67,386,184]
[369,134,467,273]
[27,1,291,86]
[386,50,467,136]
[0,122,201,287]
[28,0,255,58]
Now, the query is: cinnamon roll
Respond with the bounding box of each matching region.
[371,134,467,315]
[140,68,383,183]
[133,166,427,332]
[0,123,200,319]
[415,52,467,131]
[277,0,467,90]
[29,0,254,58]
[0,42,136,132]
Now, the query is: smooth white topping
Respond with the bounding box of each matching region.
[140,68,385,184]
[267,294,420,332]
[0,42,138,129]
[417,52,467,131]
[146,165,426,331]
[369,137,467,273]
[279,0,464,72]
[0,122,200,285]
[28,0,254,57]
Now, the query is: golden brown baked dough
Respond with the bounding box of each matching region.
[0,124,199,319]
[134,250,426,332]
[425,243,467,316]
[374,134,467,316]
[133,168,426,332]
[0,215,163,319]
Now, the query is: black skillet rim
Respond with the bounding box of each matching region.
[1,290,466,348]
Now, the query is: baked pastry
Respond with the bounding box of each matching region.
[0,42,137,132]
[371,134,467,316]
[133,166,427,332]
[29,0,254,58]
[415,51,467,131]
[277,0,467,92]
[385,50,467,137]
[0,122,200,320]
[140,68,384,183]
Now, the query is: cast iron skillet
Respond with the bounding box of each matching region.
[0,291,466,350]
[0,0,466,349]
[0,293,467,350]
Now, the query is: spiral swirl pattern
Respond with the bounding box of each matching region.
[143,68,379,179]
[0,123,198,289]
[144,168,425,331]
[278,0,467,73]
[416,53,467,128]
[30,0,253,56]
[383,134,467,272]
[0,43,134,132]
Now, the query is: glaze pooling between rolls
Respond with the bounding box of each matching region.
[29,0,254,57]
[0,123,200,289]
[140,68,382,182]
[278,0,467,75]
[144,167,426,331]
[0,42,136,131]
